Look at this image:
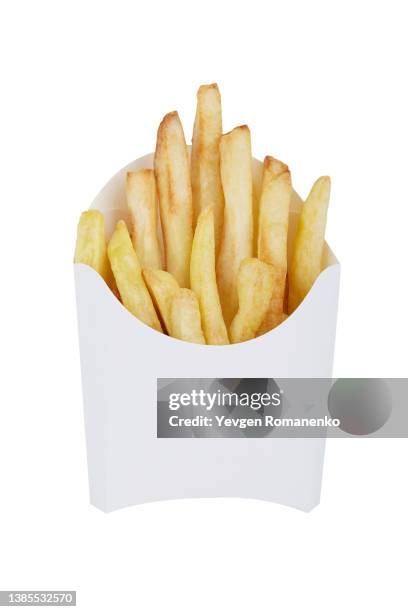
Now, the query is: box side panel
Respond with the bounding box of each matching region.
[75,264,339,512]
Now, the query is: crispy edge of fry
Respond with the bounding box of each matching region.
[170,288,206,344]
[216,125,253,326]
[288,176,331,313]
[190,206,229,345]
[154,111,193,287]
[74,210,114,286]
[107,220,162,332]
[191,83,224,251]
[143,268,179,334]
[229,258,275,344]
[256,156,292,335]
[126,169,163,270]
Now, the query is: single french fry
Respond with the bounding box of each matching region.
[229,258,275,344]
[170,289,206,344]
[74,211,103,268]
[74,210,113,286]
[257,156,292,335]
[191,83,224,251]
[216,125,253,325]
[288,176,331,313]
[190,206,229,345]
[143,268,179,334]
[154,111,193,287]
[126,169,163,270]
[108,220,162,332]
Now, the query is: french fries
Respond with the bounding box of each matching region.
[154,111,193,288]
[75,84,333,346]
[288,176,331,313]
[108,220,162,332]
[126,169,163,270]
[216,125,253,325]
[143,268,179,334]
[191,83,224,251]
[74,210,113,285]
[257,156,292,335]
[170,289,206,344]
[190,206,229,345]
[229,258,275,344]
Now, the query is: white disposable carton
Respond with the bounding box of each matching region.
[75,154,340,513]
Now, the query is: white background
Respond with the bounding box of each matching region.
[1,1,407,610]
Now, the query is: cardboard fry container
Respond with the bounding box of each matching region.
[74,154,340,513]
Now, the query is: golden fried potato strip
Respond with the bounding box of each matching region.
[74,210,113,286]
[229,258,275,343]
[216,125,253,325]
[190,206,229,344]
[126,169,163,270]
[288,176,330,313]
[143,268,179,334]
[108,220,162,332]
[154,111,193,287]
[257,156,292,334]
[170,289,206,344]
[191,83,224,251]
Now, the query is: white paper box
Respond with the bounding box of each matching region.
[75,154,340,513]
